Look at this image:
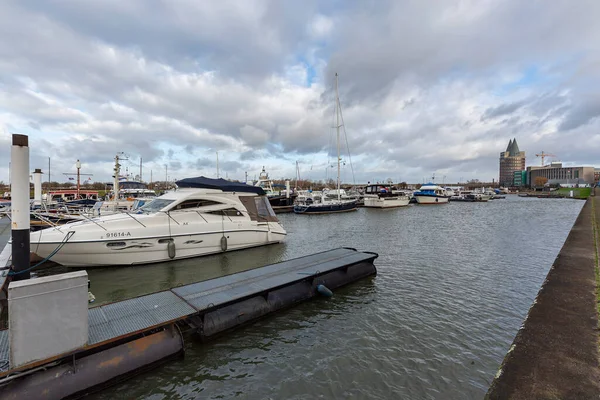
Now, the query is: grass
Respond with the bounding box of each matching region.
[554,187,592,199]
[592,195,600,351]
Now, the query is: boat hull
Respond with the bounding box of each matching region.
[31,228,286,267]
[363,197,410,208]
[293,201,358,214]
[414,195,449,204]
[268,194,297,207]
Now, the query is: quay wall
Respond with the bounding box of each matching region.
[486,191,600,398]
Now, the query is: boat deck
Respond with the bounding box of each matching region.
[0,247,377,374]
[0,242,11,295]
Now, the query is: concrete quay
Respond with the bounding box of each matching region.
[486,190,600,399]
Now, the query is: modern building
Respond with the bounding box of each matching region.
[513,170,526,187]
[499,138,526,187]
[526,162,595,187]
[595,168,600,184]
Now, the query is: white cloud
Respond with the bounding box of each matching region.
[0,0,598,185]
[308,14,334,39]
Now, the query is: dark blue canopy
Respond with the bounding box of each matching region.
[176,176,265,195]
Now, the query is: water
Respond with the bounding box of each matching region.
[72,196,583,399]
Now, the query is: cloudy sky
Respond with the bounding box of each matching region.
[1,0,599,185]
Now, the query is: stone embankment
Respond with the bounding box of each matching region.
[486,189,600,399]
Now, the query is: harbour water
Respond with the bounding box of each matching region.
[42,197,584,399]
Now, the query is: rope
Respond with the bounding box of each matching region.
[8,231,75,276]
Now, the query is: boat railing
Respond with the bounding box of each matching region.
[76,212,108,231]
[123,212,147,228]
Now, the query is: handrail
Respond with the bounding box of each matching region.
[195,211,208,223]
[124,212,147,228]
[162,211,180,225]
[76,213,108,231]
[31,211,59,228]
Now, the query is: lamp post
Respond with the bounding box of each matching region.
[164,164,168,189]
[76,159,81,198]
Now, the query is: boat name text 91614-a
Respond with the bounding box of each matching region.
[106,232,132,238]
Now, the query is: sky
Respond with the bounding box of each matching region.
[1,0,600,185]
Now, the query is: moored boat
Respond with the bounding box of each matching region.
[363,184,410,208]
[29,177,286,267]
[413,183,449,204]
[294,73,358,215]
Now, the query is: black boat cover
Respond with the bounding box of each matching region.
[176,176,265,195]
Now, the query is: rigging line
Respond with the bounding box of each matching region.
[337,96,356,185]
[328,88,336,179]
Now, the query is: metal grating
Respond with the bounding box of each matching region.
[173,248,375,311]
[88,291,196,345]
[0,329,8,372]
[0,248,376,370]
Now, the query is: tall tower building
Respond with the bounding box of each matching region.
[499,138,525,186]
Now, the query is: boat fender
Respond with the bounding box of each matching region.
[220,236,227,252]
[167,240,176,259]
[317,284,333,297]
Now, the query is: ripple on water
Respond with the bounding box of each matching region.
[87,197,584,400]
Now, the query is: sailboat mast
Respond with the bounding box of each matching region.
[335,72,341,201]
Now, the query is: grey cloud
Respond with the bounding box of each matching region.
[192,158,214,169]
[14,0,320,81]
[325,1,600,102]
[481,101,526,121]
[558,96,600,131]
[168,161,182,171]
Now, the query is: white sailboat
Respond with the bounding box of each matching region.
[294,73,358,214]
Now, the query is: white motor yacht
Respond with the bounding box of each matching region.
[30,177,287,267]
[413,183,450,204]
[363,184,410,208]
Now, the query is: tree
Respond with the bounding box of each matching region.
[534,176,548,187]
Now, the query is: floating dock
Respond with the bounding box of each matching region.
[0,247,377,399]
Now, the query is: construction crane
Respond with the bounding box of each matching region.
[535,151,557,166]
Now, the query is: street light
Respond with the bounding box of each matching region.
[164,164,168,189]
[76,159,81,198]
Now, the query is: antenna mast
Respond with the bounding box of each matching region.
[335,73,341,202]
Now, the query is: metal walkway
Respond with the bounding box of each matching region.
[0,247,376,373]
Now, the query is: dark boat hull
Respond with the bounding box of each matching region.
[268,194,297,207]
[293,200,358,214]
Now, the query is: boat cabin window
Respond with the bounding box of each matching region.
[365,185,388,194]
[174,199,224,210]
[207,208,243,217]
[238,195,279,222]
[139,199,174,212]
[255,196,276,218]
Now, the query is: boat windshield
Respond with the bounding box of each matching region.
[139,199,174,213]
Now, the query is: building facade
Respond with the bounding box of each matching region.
[513,170,526,187]
[499,139,526,187]
[526,163,595,187]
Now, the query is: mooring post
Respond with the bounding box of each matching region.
[33,168,42,206]
[11,134,30,280]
